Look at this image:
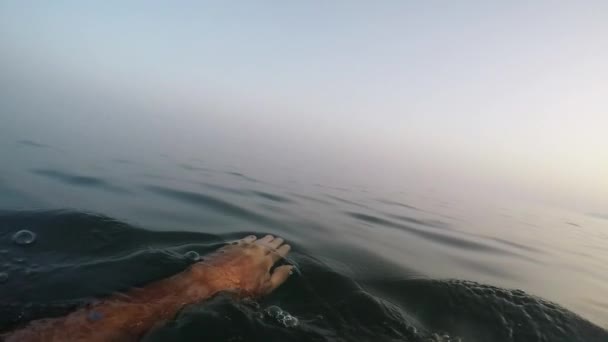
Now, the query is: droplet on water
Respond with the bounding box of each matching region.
[264,305,299,328]
[265,305,283,318]
[184,251,200,262]
[281,315,299,328]
[0,272,8,283]
[12,230,37,245]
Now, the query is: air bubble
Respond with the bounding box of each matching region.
[281,315,299,328]
[12,230,36,245]
[264,305,299,328]
[265,305,283,318]
[184,251,200,262]
[0,272,8,283]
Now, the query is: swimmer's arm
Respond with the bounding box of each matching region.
[3,264,223,342]
[3,235,292,342]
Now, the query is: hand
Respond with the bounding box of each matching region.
[192,235,294,297]
[2,235,294,342]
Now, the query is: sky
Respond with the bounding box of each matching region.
[1,1,607,211]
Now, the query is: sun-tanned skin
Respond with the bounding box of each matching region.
[2,235,293,342]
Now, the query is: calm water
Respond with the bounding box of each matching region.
[1,138,607,342]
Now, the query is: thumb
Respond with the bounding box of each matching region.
[268,265,294,293]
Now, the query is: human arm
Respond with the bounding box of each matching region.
[3,235,293,342]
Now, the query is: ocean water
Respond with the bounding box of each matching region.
[0,139,607,342]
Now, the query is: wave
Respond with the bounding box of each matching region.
[0,210,605,341]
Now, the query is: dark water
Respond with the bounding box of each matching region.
[1,140,607,341]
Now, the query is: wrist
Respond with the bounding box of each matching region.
[186,263,237,297]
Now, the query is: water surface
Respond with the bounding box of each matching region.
[0,139,607,341]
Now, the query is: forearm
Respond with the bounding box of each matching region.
[3,234,293,342]
[4,264,221,342]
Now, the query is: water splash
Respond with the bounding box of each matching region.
[12,230,36,245]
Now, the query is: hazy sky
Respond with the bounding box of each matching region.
[1,1,607,210]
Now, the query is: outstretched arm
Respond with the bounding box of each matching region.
[3,235,293,342]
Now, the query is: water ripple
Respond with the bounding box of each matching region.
[16,140,50,149]
[385,213,449,229]
[30,169,130,194]
[143,185,278,227]
[251,191,293,203]
[347,212,529,258]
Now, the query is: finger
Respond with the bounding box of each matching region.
[268,265,294,293]
[240,235,257,244]
[268,237,284,249]
[270,244,291,262]
[257,235,274,245]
